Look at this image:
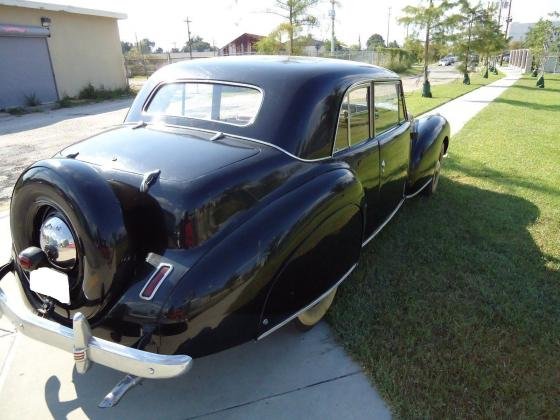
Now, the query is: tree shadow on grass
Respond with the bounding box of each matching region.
[464,97,560,111]
[493,97,560,111]
[329,177,560,418]
[445,156,560,197]
[506,83,560,94]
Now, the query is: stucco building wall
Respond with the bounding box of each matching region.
[0,4,126,98]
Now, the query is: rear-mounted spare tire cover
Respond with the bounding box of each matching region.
[10,159,134,325]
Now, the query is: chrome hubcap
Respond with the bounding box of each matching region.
[39,216,77,269]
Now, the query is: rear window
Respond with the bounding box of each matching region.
[146,82,263,126]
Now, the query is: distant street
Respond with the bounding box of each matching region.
[402,64,461,93]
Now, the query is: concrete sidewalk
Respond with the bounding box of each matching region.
[425,67,522,135]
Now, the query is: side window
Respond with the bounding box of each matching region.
[374,83,399,135]
[348,86,370,146]
[334,94,349,153]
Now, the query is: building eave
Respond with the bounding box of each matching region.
[0,0,127,20]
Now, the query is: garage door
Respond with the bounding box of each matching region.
[0,23,58,109]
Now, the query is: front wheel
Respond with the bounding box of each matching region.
[422,144,445,197]
[295,287,337,331]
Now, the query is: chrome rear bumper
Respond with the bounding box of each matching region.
[0,260,192,379]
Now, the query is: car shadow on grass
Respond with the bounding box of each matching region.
[328,176,560,417]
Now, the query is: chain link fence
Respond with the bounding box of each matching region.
[124,50,413,78]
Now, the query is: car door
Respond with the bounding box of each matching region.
[374,81,411,222]
[333,83,381,239]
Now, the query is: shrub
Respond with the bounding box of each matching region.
[387,62,410,73]
[24,92,41,107]
[78,82,96,99]
[7,107,26,115]
[57,95,73,108]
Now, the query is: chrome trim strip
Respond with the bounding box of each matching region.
[257,263,358,341]
[404,179,432,199]
[362,198,405,247]
[0,282,192,379]
[147,122,332,163]
[141,79,265,128]
[139,263,173,300]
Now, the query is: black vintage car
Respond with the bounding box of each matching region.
[0,56,449,406]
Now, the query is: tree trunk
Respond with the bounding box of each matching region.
[423,23,430,84]
[422,14,432,97]
[289,5,294,55]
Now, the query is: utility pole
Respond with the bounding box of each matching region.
[329,0,335,55]
[503,0,512,39]
[184,17,193,59]
[497,1,503,29]
[386,7,392,47]
[500,0,512,65]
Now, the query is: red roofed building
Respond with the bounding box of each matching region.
[220,33,263,56]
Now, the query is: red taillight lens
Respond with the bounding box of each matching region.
[18,255,33,270]
[17,246,46,271]
[183,217,196,249]
[139,264,172,300]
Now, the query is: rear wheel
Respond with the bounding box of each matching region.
[295,287,337,331]
[422,144,445,197]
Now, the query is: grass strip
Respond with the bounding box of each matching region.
[329,74,560,418]
[406,71,504,116]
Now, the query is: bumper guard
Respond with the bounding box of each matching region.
[0,259,192,379]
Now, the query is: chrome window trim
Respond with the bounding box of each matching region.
[373,80,401,136]
[348,85,372,148]
[331,77,400,156]
[141,79,265,128]
[257,263,358,340]
[136,122,332,163]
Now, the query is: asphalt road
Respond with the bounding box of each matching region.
[0,99,132,211]
[401,64,462,93]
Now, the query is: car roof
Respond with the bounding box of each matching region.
[126,56,400,160]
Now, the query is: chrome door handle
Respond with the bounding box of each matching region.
[381,160,386,173]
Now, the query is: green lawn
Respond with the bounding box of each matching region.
[329,74,560,418]
[397,65,424,77]
[406,71,504,116]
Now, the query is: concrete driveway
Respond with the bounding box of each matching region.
[0,101,390,418]
[0,99,132,211]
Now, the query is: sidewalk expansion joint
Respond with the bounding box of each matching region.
[185,370,363,419]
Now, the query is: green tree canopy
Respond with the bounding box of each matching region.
[366,33,385,49]
[138,38,155,54]
[525,15,560,65]
[323,37,345,52]
[398,0,461,97]
[182,35,212,53]
[121,41,133,54]
[267,0,319,54]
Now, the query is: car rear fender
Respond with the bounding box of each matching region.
[156,167,364,357]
